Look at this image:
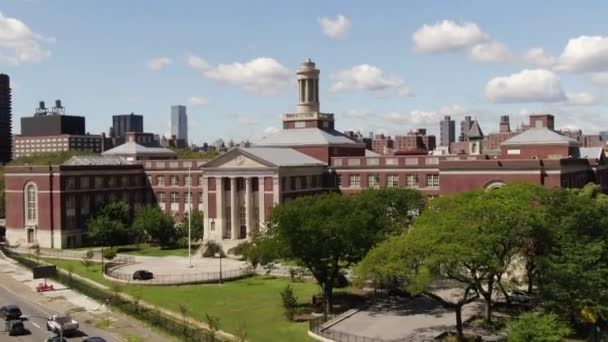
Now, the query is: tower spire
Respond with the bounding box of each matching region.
[297,59,320,113]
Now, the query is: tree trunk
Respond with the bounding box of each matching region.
[526,256,535,294]
[455,305,464,341]
[483,279,494,325]
[323,283,333,320]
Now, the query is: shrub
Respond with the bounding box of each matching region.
[280,285,298,321]
[102,247,117,260]
[202,241,225,258]
[505,311,571,342]
[227,241,251,259]
[82,249,95,268]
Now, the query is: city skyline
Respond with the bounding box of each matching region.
[1,1,608,144]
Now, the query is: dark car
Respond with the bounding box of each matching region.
[132,270,154,280]
[5,319,27,336]
[0,305,22,320]
[44,337,68,342]
[83,337,107,342]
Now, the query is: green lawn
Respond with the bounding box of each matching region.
[42,257,319,341]
[115,244,192,257]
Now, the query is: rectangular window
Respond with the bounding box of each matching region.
[156,175,165,186]
[198,192,203,204]
[368,175,379,188]
[349,175,361,187]
[367,158,379,166]
[66,195,75,210]
[185,192,192,204]
[95,176,104,189]
[290,177,297,191]
[65,177,76,190]
[406,175,418,188]
[198,175,203,186]
[387,174,399,187]
[185,175,192,186]
[157,192,166,203]
[81,194,90,215]
[385,158,398,166]
[170,175,178,186]
[121,175,128,187]
[300,176,307,189]
[347,158,361,166]
[171,192,179,203]
[108,177,116,187]
[426,174,439,187]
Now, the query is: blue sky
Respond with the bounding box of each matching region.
[2,0,608,144]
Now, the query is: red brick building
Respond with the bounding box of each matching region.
[5,60,608,249]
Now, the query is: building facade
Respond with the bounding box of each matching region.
[439,115,455,147]
[5,60,608,249]
[0,74,12,164]
[13,134,103,159]
[171,105,188,145]
[112,113,144,138]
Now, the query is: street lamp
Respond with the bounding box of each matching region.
[188,167,193,268]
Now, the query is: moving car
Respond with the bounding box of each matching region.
[132,270,154,280]
[509,290,531,303]
[5,319,27,336]
[83,337,108,342]
[46,314,79,334]
[0,305,22,320]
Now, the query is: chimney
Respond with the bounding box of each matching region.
[499,115,511,133]
[529,114,555,130]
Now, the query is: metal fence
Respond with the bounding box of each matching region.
[309,315,411,342]
[105,265,253,285]
[7,247,136,264]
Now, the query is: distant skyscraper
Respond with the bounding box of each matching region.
[0,74,11,163]
[460,116,473,141]
[171,105,188,144]
[439,115,455,146]
[112,113,143,138]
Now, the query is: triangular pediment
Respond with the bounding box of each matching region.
[202,148,275,169]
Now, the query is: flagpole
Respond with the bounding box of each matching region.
[188,166,193,268]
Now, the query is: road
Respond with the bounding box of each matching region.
[0,277,120,342]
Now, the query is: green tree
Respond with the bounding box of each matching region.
[505,311,571,342]
[87,201,131,247]
[132,206,178,247]
[202,240,225,258]
[258,189,424,318]
[280,285,298,321]
[536,185,608,327]
[189,209,204,241]
[8,150,95,166]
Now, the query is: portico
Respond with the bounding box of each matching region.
[201,147,327,242]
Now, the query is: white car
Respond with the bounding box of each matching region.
[46,314,79,334]
[509,290,531,303]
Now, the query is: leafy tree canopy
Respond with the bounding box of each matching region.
[8,150,95,166]
[505,311,571,342]
[171,148,219,160]
[87,201,131,247]
[132,206,178,247]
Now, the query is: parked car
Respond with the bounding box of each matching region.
[5,319,27,336]
[0,305,22,320]
[133,270,154,280]
[509,290,531,303]
[43,336,68,342]
[83,337,107,342]
[46,314,79,334]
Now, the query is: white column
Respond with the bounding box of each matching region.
[245,177,252,239]
[230,177,238,240]
[203,177,210,241]
[273,176,280,205]
[304,79,309,103]
[216,177,224,241]
[258,177,265,231]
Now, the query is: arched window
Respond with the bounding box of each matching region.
[25,183,38,224]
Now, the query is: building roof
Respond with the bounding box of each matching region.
[63,155,131,166]
[240,147,326,167]
[365,149,381,157]
[467,120,484,139]
[501,127,580,147]
[578,147,604,159]
[255,128,360,146]
[102,141,176,156]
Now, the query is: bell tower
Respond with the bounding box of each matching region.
[297,59,320,113]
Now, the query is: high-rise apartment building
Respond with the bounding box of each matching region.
[171,105,188,145]
[439,115,455,146]
[0,74,11,163]
[112,113,143,138]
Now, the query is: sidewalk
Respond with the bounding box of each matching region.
[0,253,175,342]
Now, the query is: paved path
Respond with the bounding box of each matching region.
[0,254,174,342]
[328,295,483,341]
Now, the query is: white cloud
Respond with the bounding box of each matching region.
[187,55,290,95]
[331,64,411,96]
[412,20,488,53]
[565,92,597,106]
[555,36,608,73]
[146,57,172,71]
[469,41,513,64]
[343,108,373,119]
[590,72,608,86]
[187,96,208,106]
[524,48,557,68]
[438,104,467,116]
[485,69,566,103]
[0,12,53,64]
[319,15,351,40]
